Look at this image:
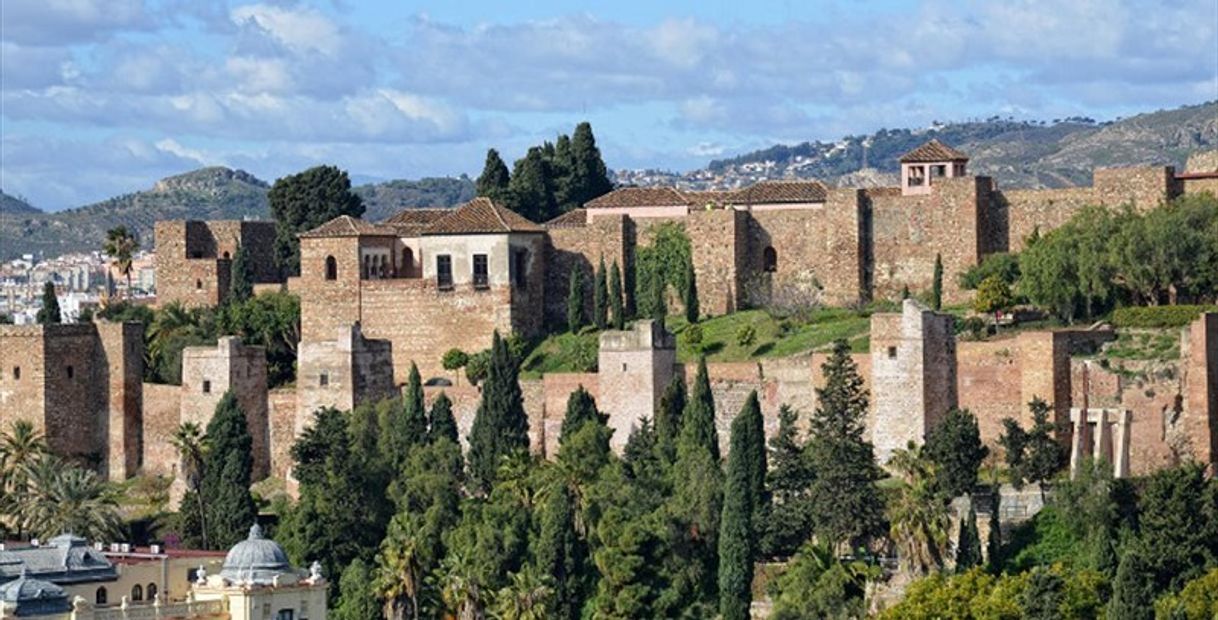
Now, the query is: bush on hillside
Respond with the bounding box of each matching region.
[1110,305,1217,329]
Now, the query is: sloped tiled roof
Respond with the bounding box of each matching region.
[424,197,544,235]
[299,215,396,238]
[734,180,828,204]
[585,187,691,209]
[544,209,588,228]
[682,190,740,207]
[900,139,969,163]
[381,208,452,236]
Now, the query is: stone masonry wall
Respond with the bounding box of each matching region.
[296,235,364,342]
[1181,314,1218,469]
[686,209,748,316]
[154,220,276,308]
[0,326,49,444]
[296,324,396,429]
[140,383,181,478]
[545,215,628,329]
[597,321,674,453]
[96,321,144,479]
[267,387,298,479]
[180,337,270,479]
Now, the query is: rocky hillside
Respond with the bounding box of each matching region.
[0,191,41,216]
[0,170,473,259]
[616,101,1218,190]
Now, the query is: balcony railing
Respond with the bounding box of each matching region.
[93,599,226,620]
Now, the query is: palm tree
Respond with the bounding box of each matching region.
[103,226,139,300]
[170,422,209,549]
[21,458,122,541]
[438,551,485,620]
[492,565,554,620]
[0,421,48,534]
[376,514,424,620]
[887,442,950,577]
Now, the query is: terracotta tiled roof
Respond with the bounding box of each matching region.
[734,180,828,204]
[584,187,691,209]
[382,208,452,236]
[545,209,588,228]
[682,190,740,207]
[299,215,396,238]
[424,197,544,235]
[900,139,969,163]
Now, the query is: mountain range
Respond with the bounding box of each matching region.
[2,101,1214,260]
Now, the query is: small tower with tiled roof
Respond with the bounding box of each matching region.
[899,139,969,196]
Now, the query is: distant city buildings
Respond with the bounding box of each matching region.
[0,251,156,323]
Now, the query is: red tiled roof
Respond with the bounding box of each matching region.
[682,190,739,207]
[584,187,690,209]
[900,139,969,163]
[381,208,452,236]
[424,197,544,235]
[734,180,828,204]
[299,215,396,238]
[544,209,588,228]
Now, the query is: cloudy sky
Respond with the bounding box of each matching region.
[1,0,1215,211]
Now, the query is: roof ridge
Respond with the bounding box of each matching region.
[489,199,511,231]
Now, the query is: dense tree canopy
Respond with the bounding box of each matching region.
[268,165,364,276]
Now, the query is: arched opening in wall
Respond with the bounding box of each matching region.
[96,587,108,605]
[763,246,778,273]
[325,256,337,281]
[131,584,143,601]
[195,279,203,290]
[146,583,157,600]
[66,365,74,379]
[402,248,414,277]
[222,251,230,260]
[363,255,371,280]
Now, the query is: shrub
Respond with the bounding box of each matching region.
[442,348,469,371]
[959,252,1021,290]
[958,317,987,340]
[465,350,490,385]
[1110,305,1217,329]
[685,324,704,346]
[735,324,756,347]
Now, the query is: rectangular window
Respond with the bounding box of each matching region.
[473,254,489,289]
[513,250,528,288]
[887,346,897,359]
[931,164,947,178]
[319,373,329,387]
[202,380,211,394]
[436,255,453,290]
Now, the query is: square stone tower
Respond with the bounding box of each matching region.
[870,299,958,462]
[597,320,677,452]
[181,336,271,479]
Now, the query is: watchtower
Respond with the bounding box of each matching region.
[900,139,970,196]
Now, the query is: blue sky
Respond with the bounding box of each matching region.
[1,0,1215,211]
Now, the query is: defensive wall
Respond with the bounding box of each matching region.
[153,220,278,308]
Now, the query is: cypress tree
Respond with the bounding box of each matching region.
[537,484,584,620]
[567,268,585,333]
[955,504,982,571]
[685,358,720,462]
[623,417,662,482]
[1109,546,1155,620]
[683,260,700,324]
[594,256,609,330]
[655,376,686,466]
[609,261,625,330]
[428,392,458,444]
[509,146,557,222]
[761,405,814,559]
[36,282,60,325]
[229,244,253,303]
[476,148,511,201]
[743,391,768,530]
[551,134,577,213]
[334,558,380,620]
[201,390,257,549]
[649,270,666,323]
[924,408,988,498]
[399,362,428,462]
[569,122,613,207]
[467,331,530,492]
[560,385,600,442]
[719,392,763,620]
[932,253,944,311]
[1021,567,1064,620]
[806,340,884,549]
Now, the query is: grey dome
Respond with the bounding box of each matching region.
[220,524,292,585]
[0,568,70,615]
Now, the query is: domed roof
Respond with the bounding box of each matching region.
[0,567,70,614]
[220,524,291,585]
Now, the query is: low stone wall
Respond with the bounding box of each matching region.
[140,383,181,478]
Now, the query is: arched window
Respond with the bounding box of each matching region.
[325,256,337,281]
[146,583,157,600]
[763,247,778,273]
[222,251,231,260]
[363,255,371,279]
[402,247,414,277]
[195,279,203,290]
[96,587,108,605]
[131,584,143,601]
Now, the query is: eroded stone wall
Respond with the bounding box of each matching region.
[686,209,748,316]
[544,215,628,329]
[155,220,277,308]
[180,337,271,479]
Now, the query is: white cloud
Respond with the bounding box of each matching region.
[230,4,343,56]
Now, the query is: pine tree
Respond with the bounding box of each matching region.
[568,122,613,207]
[229,244,253,303]
[807,340,884,549]
[683,260,700,324]
[567,268,585,333]
[594,257,609,330]
[932,253,944,311]
[537,484,584,620]
[719,392,763,620]
[509,147,557,222]
[334,558,380,620]
[761,405,815,558]
[609,261,625,330]
[467,332,530,493]
[201,390,257,549]
[1109,547,1155,620]
[476,148,511,202]
[36,282,60,325]
[924,408,988,498]
[623,418,662,482]
[655,376,686,467]
[955,504,982,571]
[268,165,364,276]
[560,385,600,442]
[428,392,458,444]
[1021,567,1064,620]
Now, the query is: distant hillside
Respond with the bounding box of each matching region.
[0,191,41,216]
[0,170,472,259]
[617,101,1218,190]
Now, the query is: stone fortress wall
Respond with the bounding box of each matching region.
[153,220,278,308]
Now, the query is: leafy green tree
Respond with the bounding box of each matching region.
[655,376,686,467]
[719,392,764,620]
[428,392,458,444]
[1154,567,1218,620]
[594,257,609,330]
[567,268,585,333]
[769,541,868,620]
[476,148,512,203]
[956,504,982,571]
[932,253,943,311]
[567,121,613,208]
[924,408,988,498]
[334,558,381,620]
[268,165,364,276]
[228,243,253,303]
[103,226,139,299]
[588,464,669,618]
[1138,463,1216,590]
[973,274,1013,318]
[442,348,469,385]
[1108,546,1154,620]
[609,261,625,330]
[467,332,530,493]
[762,405,815,559]
[959,252,1020,290]
[1021,567,1064,620]
[36,282,60,325]
[807,340,884,549]
[649,269,666,323]
[1019,227,1080,322]
[999,398,1063,488]
[216,291,300,387]
[622,418,663,483]
[508,146,557,222]
[560,385,600,443]
[200,390,257,549]
[683,260,700,324]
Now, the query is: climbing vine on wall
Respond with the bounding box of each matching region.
[634,222,693,319]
